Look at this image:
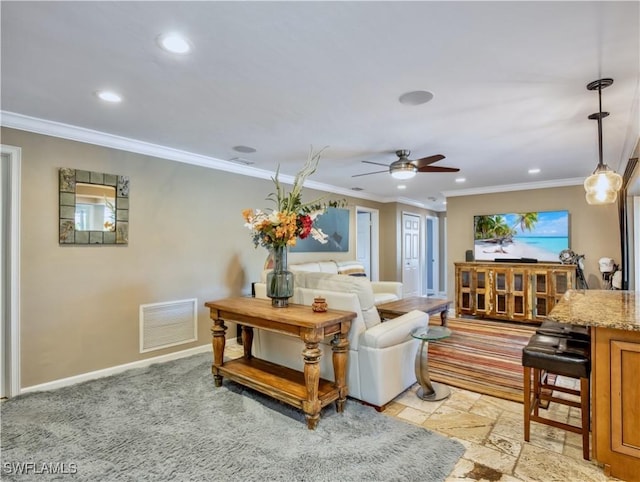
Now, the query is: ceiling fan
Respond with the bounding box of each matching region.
[352,149,460,180]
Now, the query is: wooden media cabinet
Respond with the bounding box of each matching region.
[455,261,576,323]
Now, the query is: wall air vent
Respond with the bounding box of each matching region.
[139,299,197,353]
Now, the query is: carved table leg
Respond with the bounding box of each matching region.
[242,326,254,359]
[211,317,227,387]
[440,308,449,327]
[302,341,322,430]
[332,332,349,412]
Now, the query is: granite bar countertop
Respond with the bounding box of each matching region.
[547,289,640,332]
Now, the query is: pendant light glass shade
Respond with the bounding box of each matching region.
[584,165,623,204]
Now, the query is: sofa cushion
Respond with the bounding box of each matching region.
[336,261,367,277]
[289,262,322,273]
[373,292,399,305]
[318,261,339,274]
[294,272,381,329]
[288,261,339,274]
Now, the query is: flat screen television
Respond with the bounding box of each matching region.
[473,210,569,262]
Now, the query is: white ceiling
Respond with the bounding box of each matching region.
[1,1,639,211]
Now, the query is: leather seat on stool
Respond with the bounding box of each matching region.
[536,320,590,343]
[522,333,591,460]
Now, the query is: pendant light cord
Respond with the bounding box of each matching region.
[596,84,604,169]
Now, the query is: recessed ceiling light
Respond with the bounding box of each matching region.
[399,90,434,106]
[95,90,122,103]
[157,33,191,54]
[528,168,541,174]
[397,185,407,190]
[455,177,466,183]
[443,201,447,205]
[233,145,257,154]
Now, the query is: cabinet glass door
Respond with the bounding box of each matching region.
[511,270,527,318]
[494,270,508,316]
[475,270,488,314]
[461,270,471,288]
[553,271,570,295]
[457,268,473,314]
[532,272,549,317]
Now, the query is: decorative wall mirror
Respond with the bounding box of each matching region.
[59,168,129,245]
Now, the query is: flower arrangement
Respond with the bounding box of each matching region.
[242,147,344,250]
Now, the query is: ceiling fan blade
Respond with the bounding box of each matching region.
[362,160,391,168]
[417,166,460,173]
[352,169,388,178]
[413,154,446,168]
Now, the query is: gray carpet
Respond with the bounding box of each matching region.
[1,353,464,481]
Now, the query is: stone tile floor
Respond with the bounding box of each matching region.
[386,382,620,482]
[225,342,622,482]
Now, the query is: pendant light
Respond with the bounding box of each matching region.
[583,78,622,205]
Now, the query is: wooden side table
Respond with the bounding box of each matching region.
[411,326,452,401]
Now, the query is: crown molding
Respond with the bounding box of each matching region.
[0,110,281,180]
[395,196,444,212]
[1,110,396,204]
[2,111,574,210]
[442,177,585,198]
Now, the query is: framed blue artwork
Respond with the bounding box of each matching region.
[291,207,350,252]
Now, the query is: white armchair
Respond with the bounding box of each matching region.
[252,272,427,408]
[370,281,403,305]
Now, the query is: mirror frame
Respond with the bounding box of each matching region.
[59,168,129,245]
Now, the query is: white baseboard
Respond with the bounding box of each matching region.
[20,341,238,395]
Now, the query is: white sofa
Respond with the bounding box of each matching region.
[253,271,427,408]
[284,260,403,305]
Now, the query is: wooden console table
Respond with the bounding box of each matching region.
[204,297,356,430]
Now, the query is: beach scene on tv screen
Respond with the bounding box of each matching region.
[474,210,569,262]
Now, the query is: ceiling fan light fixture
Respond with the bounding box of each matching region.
[584,78,621,205]
[390,164,417,180]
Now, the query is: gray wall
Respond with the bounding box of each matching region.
[3,128,355,387]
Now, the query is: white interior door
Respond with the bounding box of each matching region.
[425,216,439,295]
[1,153,5,398]
[635,197,639,290]
[1,145,21,398]
[356,211,372,277]
[402,213,421,297]
[356,206,379,281]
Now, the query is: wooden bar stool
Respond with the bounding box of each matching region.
[522,333,591,460]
